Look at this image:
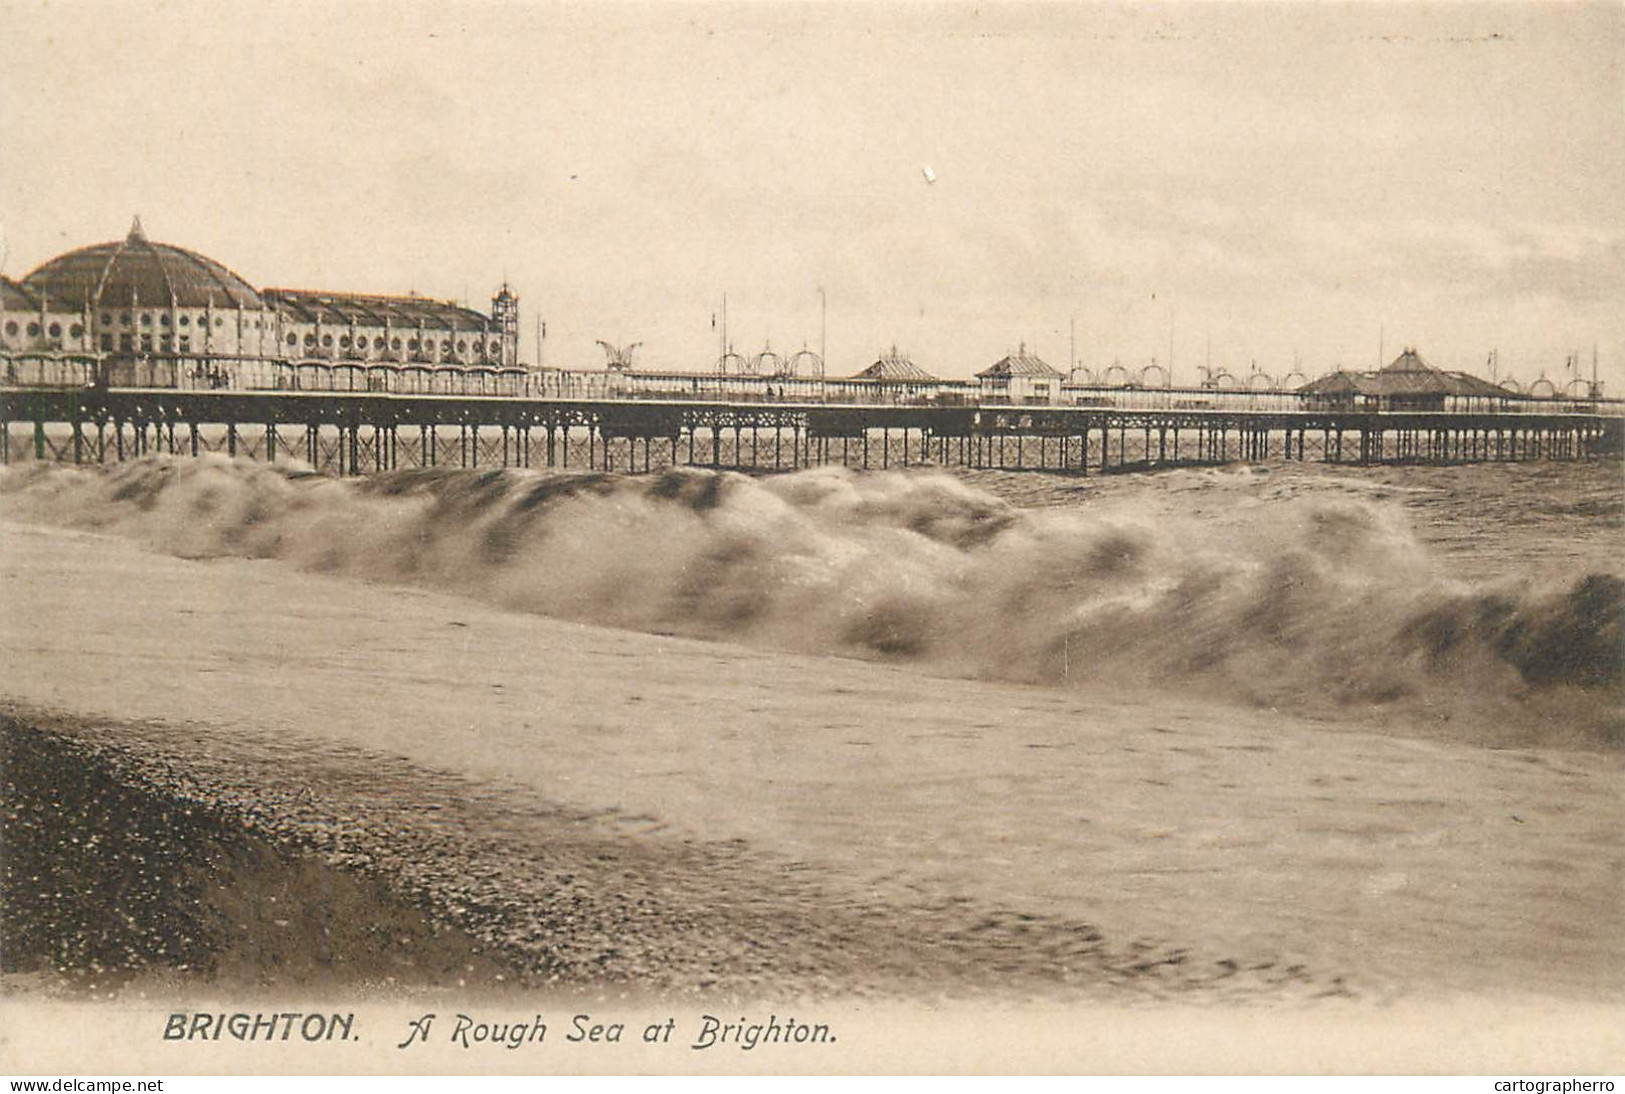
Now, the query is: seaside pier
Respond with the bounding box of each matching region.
[2,388,1620,476]
[6,225,1618,478]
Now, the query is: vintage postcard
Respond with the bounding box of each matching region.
[1,0,1620,1079]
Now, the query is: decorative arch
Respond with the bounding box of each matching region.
[717,350,753,376]
[752,347,783,378]
[785,348,824,379]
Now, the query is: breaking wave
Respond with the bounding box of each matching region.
[3,456,1619,747]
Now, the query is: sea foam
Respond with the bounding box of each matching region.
[4,456,1618,747]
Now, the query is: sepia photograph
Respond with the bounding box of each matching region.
[0,0,1621,1080]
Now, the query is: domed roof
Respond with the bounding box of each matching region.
[21,217,263,310]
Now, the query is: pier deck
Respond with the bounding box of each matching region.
[3,388,1620,475]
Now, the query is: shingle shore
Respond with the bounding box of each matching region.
[0,708,1351,1004]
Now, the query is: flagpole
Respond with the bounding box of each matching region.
[819,286,826,370]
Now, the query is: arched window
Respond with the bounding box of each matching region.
[179,315,191,327]
[69,323,83,339]
[160,314,170,327]
[391,337,402,350]
[321,334,333,347]
[304,333,316,346]
[100,312,112,325]
[120,313,131,327]
[4,321,18,336]
[340,335,352,348]
[48,322,61,337]
[374,336,385,349]
[27,322,40,336]
[141,313,153,327]
[286,332,298,345]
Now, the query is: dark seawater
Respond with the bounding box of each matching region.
[3,455,1620,748]
[951,462,1622,580]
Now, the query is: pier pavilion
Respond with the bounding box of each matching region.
[1299,349,1512,413]
[977,345,1066,406]
[1,219,521,371]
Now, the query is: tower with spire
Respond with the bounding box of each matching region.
[490,282,519,367]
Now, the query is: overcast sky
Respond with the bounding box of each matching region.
[3,1,1620,387]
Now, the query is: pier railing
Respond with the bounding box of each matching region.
[4,351,1619,416]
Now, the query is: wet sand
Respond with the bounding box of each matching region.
[1,518,1620,1007]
